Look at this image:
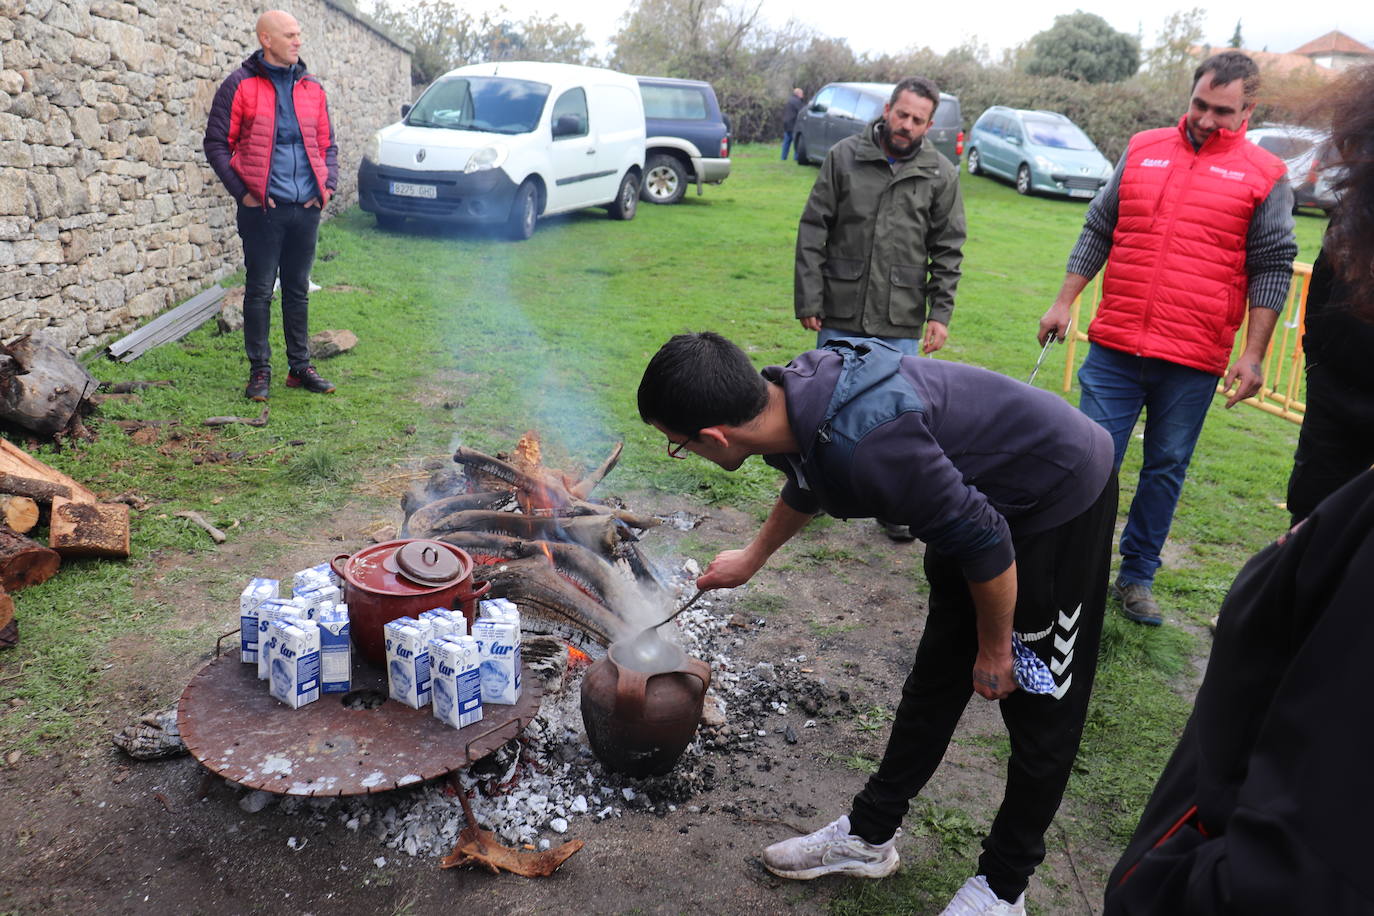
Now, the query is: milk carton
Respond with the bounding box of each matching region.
[239,578,279,663]
[293,583,340,621]
[316,602,351,694]
[431,635,483,729]
[420,607,465,641]
[384,617,433,709]
[256,598,306,680]
[267,619,321,709]
[471,616,521,705]
[292,562,339,595]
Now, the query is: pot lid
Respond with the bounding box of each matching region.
[395,539,463,585]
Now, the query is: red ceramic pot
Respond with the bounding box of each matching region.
[331,539,489,663]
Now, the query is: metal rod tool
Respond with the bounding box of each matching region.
[649,588,708,631]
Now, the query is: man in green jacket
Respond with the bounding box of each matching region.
[795,75,967,540]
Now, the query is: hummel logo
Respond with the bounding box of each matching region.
[1048,602,1083,700]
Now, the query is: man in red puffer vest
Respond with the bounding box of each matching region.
[1038,52,1296,627]
[204,10,339,402]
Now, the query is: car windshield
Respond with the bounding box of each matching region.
[1023,117,1096,151]
[406,77,551,134]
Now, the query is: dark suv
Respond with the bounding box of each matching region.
[636,76,731,204]
[794,82,963,166]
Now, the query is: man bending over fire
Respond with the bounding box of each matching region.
[638,332,1116,916]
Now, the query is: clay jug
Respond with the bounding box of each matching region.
[580,628,712,777]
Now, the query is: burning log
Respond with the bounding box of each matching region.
[437,531,636,609]
[419,510,627,556]
[402,492,513,537]
[470,556,631,655]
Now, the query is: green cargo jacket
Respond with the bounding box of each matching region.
[794,121,966,337]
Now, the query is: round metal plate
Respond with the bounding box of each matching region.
[178,651,543,796]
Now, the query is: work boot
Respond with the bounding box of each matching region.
[877,520,916,542]
[1113,579,1163,626]
[244,368,270,402]
[285,365,336,394]
[760,815,899,880]
[940,875,1026,916]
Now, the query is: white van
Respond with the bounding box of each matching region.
[358,61,645,240]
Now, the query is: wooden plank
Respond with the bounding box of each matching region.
[0,440,96,503]
[48,496,130,558]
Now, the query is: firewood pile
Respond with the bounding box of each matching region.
[401,433,665,657]
[0,437,131,648]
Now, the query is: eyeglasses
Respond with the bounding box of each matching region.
[666,436,693,459]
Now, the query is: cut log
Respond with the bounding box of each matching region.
[0,589,14,642]
[0,496,39,534]
[0,440,96,503]
[0,525,60,590]
[0,472,72,504]
[0,331,100,437]
[48,496,130,558]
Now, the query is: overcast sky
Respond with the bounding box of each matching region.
[410,1,1372,61]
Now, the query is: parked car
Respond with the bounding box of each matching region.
[793,82,963,166]
[357,61,644,240]
[1246,124,1339,213]
[636,76,731,205]
[965,106,1112,199]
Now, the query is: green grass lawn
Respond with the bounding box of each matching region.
[0,142,1327,910]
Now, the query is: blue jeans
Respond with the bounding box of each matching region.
[237,200,321,374]
[781,131,797,161]
[816,328,921,356]
[1077,344,1216,587]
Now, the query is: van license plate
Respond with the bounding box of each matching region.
[1068,188,1097,198]
[391,181,436,199]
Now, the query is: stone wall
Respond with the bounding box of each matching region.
[0,0,410,352]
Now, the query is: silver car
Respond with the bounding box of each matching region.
[1247,124,1338,213]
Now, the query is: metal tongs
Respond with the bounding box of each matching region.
[1028,322,1070,385]
[648,588,708,631]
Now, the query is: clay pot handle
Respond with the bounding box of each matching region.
[681,656,712,692]
[461,580,492,604]
[612,664,650,723]
[330,553,350,582]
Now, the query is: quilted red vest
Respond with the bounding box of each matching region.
[1090,116,1285,375]
[228,66,333,206]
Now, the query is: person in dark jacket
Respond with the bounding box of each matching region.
[1285,63,1374,524]
[781,88,805,161]
[639,332,1117,916]
[204,10,338,402]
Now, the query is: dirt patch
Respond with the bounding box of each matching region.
[0,483,1116,916]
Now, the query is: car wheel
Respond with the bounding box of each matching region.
[795,135,811,166]
[608,171,639,220]
[1016,164,1032,195]
[506,181,538,241]
[967,148,981,176]
[376,213,405,231]
[641,154,687,205]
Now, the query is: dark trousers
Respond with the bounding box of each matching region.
[1286,363,1374,524]
[237,200,321,374]
[848,475,1117,901]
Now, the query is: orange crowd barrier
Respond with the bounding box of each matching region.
[1061,262,1314,425]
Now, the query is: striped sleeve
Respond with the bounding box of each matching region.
[1245,181,1298,312]
[1065,152,1125,279]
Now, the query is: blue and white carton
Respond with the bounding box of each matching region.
[420,607,465,641]
[431,635,483,729]
[317,602,351,694]
[239,578,279,663]
[293,583,340,620]
[384,617,433,709]
[255,598,305,679]
[472,616,521,705]
[267,619,321,709]
[292,562,339,595]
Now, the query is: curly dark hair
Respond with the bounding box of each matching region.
[1322,64,1374,311]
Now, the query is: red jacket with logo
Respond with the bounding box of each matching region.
[203,51,337,207]
[1089,117,1285,375]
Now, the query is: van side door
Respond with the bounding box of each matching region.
[547,87,602,212]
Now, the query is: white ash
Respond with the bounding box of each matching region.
[235,572,855,862]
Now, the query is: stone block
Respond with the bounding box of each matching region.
[27,172,59,218]
[71,106,101,146]
[93,278,124,308]
[32,145,76,167]
[92,18,146,70]
[0,70,22,96]
[0,139,31,168]
[127,288,166,317]
[90,0,138,22]
[0,168,24,215]
[71,38,110,67]
[0,110,20,141]
[217,285,243,333]
[310,329,358,360]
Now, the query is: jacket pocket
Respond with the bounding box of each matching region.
[887,264,926,327]
[822,258,865,318]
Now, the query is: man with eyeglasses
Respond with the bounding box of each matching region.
[639,331,1116,916]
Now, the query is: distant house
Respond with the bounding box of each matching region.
[1290,30,1374,71]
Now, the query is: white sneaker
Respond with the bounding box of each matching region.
[940,875,1026,916]
[760,815,899,880]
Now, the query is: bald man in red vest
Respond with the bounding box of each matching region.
[1038,51,1297,628]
